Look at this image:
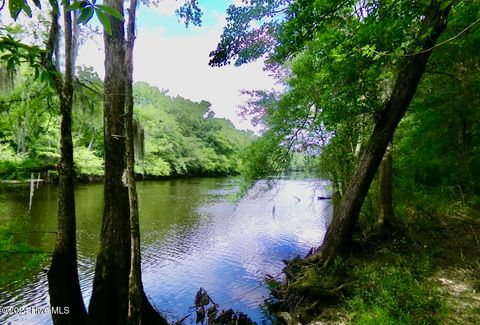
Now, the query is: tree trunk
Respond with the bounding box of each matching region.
[310,0,452,267]
[88,0,131,323]
[47,7,87,325]
[377,144,394,229]
[87,127,96,151]
[125,1,168,323]
[124,1,142,320]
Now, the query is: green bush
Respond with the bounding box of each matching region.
[144,155,171,176]
[74,146,104,176]
[0,143,17,161]
[0,143,45,179]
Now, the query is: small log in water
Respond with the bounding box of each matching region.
[317,196,332,200]
[29,173,34,212]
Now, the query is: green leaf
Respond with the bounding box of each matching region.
[77,6,94,24]
[39,70,48,82]
[96,4,123,20]
[96,9,112,35]
[21,1,32,17]
[32,0,42,9]
[67,0,87,11]
[49,0,59,13]
[8,0,23,20]
[33,67,40,80]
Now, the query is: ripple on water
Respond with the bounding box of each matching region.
[0,178,330,324]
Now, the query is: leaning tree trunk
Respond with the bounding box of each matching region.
[46,7,87,324]
[88,0,131,323]
[125,1,168,324]
[311,0,452,267]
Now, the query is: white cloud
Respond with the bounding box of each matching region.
[149,0,188,17]
[134,29,276,128]
[77,33,104,75]
[77,8,279,131]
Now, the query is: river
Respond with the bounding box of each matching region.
[0,176,331,324]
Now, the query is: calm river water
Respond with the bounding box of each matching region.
[0,177,331,324]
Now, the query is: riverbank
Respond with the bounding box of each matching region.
[269,212,480,324]
[0,170,241,184]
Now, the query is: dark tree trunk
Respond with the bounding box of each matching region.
[88,0,131,323]
[46,7,87,324]
[377,144,394,229]
[125,2,168,323]
[125,1,142,321]
[311,0,452,267]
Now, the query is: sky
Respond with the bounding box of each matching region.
[76,0,279,131]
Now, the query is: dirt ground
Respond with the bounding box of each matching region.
[285,214,480,325]
[425,216,480,324]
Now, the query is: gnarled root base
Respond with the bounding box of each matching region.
[266,256,352,324]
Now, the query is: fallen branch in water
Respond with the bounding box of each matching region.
[317,196,332,200]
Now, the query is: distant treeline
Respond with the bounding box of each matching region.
[0,66,253,180]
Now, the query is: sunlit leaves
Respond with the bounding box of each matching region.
[95,9,111,34]
[238,129,290,194]
[67,0,123,35]
[132,82,251,177]
[95,4,122,20]
[361,44,376,58]
[0,35,43,73]
[76,5,94,24]
[6,0,60,19]
[4,0,123,35]
[74,146,104,175]
[8,0,35,19]
[233,0,451,188]
[6,0,19,19]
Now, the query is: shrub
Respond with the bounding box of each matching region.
[74,146,104,176]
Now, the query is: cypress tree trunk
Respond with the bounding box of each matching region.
[46,6,87,324]
[125,1,142,321]
[88,0,131,323]
[125,2,168,323]
[311,0,452,267]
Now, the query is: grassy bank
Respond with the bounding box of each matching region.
[269,213,480,324]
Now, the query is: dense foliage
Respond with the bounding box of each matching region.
[223,0,479,223]
[0,67,252,179]
[213,2,480,320]
[133,82,252,176]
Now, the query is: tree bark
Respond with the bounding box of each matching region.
[124,1,142,321]
[125,2,168,323]
[310,0,452,267]
[46,6,87,325]
[377,144,394,229]
[88,0,131,323]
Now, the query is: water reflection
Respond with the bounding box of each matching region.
[0,177,331,324]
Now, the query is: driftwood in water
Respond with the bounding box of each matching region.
[317,196,332,200]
